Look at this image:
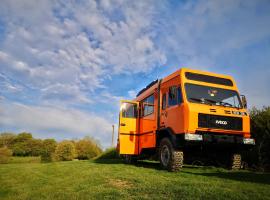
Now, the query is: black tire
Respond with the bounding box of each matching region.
[159,138,183,172]
[230,154,242,170]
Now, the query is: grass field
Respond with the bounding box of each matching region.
[0,158,270,200]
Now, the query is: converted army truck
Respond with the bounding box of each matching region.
[117,68,255,171]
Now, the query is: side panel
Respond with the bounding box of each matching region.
[160,75,185,134]
[138,92,158,152]
[119,101,139,155]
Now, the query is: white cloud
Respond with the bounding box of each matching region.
[0,72,23,93]
[41,83,92,104]
[128,90,137,99]
[0,0,269,146]
[157,0,270,68]
[0,0,167,145]
[0,0,166,103]
[0,100,113,148]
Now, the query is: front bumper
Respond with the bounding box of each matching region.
[174,132,255,151]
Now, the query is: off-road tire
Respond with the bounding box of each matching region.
[159,138,183,172]
[231,154,242,170]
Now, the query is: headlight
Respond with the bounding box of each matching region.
[185,133,203,141]
[243,138,255,145]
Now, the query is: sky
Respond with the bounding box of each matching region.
[0,0,270,148]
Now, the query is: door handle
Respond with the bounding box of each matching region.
[120,123,126,126]
[162,111,167,117]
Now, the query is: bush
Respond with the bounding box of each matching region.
[0,147,13,164]
[55,141,75,161]
[41,139,57,162]
[95,148,118,160]
[247,106,270,170]
[0,133,16,148]
[29,139,43,156]
[76,137,102,160]
[11,132,33,156]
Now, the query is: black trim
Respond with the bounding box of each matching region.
[185,72,233,86]
[137,79,159,97]
[120,133,139,135]
[157,79,162,130]
[120,131,154,136]
[198,113,243,131]
[141,93,155,117]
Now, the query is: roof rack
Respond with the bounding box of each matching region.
[136,79,159,97]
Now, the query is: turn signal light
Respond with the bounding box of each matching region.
[243,138,255,145]
[185,133,203,141]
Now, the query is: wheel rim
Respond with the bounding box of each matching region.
[161,145,170,167]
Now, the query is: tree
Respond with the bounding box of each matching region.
[0,147,13,164]
[29,139,43,156]
[55,141,75,161]
[248,106,270,170]
[75,137,102,160]
[11,132,33,156]
[41,139,57,162]
[0,133,16,148]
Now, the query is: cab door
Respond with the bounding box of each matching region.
[119,100,139,155]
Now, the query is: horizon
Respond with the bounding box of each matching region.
[1,0,270,148]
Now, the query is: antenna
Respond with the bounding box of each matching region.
[111,125,115,147]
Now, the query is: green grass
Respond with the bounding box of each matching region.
[0,158,269,200]
[7,156,41,164]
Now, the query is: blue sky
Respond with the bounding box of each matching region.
[0,0,270,148]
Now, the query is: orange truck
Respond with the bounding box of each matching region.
[117,68,255,171]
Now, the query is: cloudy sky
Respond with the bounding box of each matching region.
[0,0,269,148]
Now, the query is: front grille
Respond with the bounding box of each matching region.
[198,113,242,131]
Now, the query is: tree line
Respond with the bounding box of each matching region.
[244,106,270,171]
[0,132,102,163]
[0,106,269,171]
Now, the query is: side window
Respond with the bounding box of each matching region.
[168,86,183,106]
[121,103,137,118]
[162,93,166,110]
[142,94,154,116]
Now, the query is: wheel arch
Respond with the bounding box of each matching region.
[156,128,183,149]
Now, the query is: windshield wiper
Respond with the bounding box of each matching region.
[189,98,202,102]
[203,98,217,105]
[189,98,213,106]
[219,101,233,107]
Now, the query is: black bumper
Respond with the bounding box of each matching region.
[174,133,255,151]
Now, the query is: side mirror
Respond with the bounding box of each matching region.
[240,95,247,109]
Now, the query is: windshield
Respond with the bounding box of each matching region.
[185,83,242,108]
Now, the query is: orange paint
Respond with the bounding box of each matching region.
[118,68,251,155]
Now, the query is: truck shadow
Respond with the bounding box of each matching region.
[93,159,124,164]
[93,159,162,169]
[182,170,270,185]
[94,159,270,184]
[135,160,162,170]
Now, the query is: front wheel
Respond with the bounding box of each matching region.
[159,138,183,172]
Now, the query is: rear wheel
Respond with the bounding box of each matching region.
[123,155,137,164]
[230,153,242,170]
[159,138,183,172]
